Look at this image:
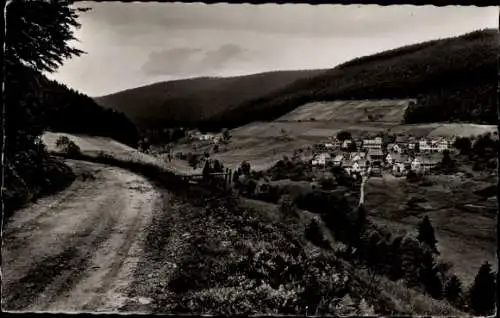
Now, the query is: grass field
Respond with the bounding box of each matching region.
[277,99,413,124]
[364,173,497,286]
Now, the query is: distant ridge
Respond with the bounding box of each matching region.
[94,29,498,133]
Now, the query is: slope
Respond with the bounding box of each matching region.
[213,29,498,128]
[94,69,326,129]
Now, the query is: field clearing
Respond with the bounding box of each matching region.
[390,123,497,138]
[276,99,413,124]
[364,174,497,286]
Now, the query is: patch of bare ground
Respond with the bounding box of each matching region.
[364,173,497,286]
[2,160,164,312]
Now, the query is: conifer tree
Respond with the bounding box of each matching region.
[417,215,439,254]
[444,274,463,306]
[469,262,496,316]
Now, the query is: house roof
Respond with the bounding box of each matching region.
[367,149,384,156]
[333,154,344,161]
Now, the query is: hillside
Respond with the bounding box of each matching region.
[94,69,326,129]
[94,29,498,134]
[213,29,498,128]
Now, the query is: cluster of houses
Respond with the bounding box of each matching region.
[307,135,456,177]
[188,130,222,144]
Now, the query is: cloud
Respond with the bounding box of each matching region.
[141,44,246,76]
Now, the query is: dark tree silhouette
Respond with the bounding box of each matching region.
[4,1,94,215]
[439,150,456,173]
[417,215,439,254]
[453,137,472,155]
[337,131,352,141]
[202,160,212,182]
[469,262,496,316]
[444,274,463,306]
[240,161,251,175]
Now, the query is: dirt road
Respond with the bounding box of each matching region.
[2,159,165,312]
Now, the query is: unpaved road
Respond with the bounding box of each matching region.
[2,159,165,312]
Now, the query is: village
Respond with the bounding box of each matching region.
[300,133,456,178]
[183,128,458,179]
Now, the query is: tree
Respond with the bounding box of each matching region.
[221,128,231,141]
[417,215,439,254]
[188,153,199,169]
[347,142,357,152]
[444,275,463,306]
[337,131,352,141]
[453,137,471,155]
[213,159,224,173]
[469,262,496,316]
[240,161,251,175]
[5,0,90,155]
[440,150,456,173]
[202,160,212,182]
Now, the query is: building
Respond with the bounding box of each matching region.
[332,154,344,166]
[362,137,383,150]
[387,143,403,154]
[436,139,450,152]
[342,139,353,149]
[330,138,342,149]
[312,153,331,166]
[419,139,432,152]
[367,149,384,162]
[392,163,406,176]
[411,155,440,173]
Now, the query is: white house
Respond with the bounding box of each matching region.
[410,157,422,171]
[419,139,431,152]
[342,140,353,149]
[436,139,449,152]
[312,153,331,166]
[363,137,383,149]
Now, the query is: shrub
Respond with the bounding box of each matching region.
[279,194,298,220]
[55,136,81,156]
[444,275,464,307]
[305,218,330,249]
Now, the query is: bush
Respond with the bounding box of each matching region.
[305,218,331,249]
[55,136,81,156]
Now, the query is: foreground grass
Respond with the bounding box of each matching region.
[145,192,464,315]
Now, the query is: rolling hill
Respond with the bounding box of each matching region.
[93,69,326,129]
[94,29,498,134]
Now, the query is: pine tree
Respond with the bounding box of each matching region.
[469,262,496,316]
[417,215,439,254]
[418,249,443,299]
[444,274,463,305]
[202,160,212,183]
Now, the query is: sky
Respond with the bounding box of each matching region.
[47,2,498,97]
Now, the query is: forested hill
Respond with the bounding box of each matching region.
[39,75,139,147]
[96,29,497,132]
[212,29,498,129]
[93,69,326,129]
